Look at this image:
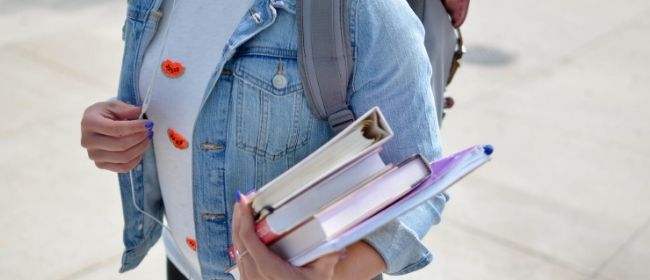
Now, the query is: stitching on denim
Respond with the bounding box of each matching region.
[234,59,303,96]
[233,78,310,161]
[236,47,298,58]
[394,252,433,275]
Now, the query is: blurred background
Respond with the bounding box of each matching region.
[1,0,649,279]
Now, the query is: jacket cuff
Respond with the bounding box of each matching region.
[363,192,449,275]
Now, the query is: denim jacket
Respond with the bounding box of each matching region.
[116,0,449,279]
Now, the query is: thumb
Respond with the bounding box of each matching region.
[106,100,142,120]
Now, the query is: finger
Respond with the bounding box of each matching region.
[82,112,151,138]
[231,190,255,248]
[81,101,151,137]
[236,195,288,274]
[232,197,265,280]
[95,154,142,173]
[88,136,150,164]
[232,196,252,272]
[105,100,143,120]
[232,195,245,256]
[96,118,152,138]
[82,130,149,151]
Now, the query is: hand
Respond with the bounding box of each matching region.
[232,192,344,280]
[80,100,153,173]
[442,0,470,28]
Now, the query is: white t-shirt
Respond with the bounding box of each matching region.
[138,0,253,278]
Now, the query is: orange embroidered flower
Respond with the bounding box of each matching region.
[186,237,197,252]
[167,128,189,149]
[161,59,185,78]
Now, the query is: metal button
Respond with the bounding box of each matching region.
[272,62,287,90]
[272,74,287,90]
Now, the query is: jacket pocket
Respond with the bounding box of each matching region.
[231,48,315,161]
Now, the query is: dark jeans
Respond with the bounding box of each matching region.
[167,258,188,280]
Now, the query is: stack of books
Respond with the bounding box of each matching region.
[245,107,493,266]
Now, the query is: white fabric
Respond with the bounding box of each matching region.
[138,0,253,278]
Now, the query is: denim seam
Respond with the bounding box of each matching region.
[236,47,298,58]
[392,252,433,275]
[232,68,302,96]
[233,79,310,161]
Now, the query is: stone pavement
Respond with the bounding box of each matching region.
[1,1,649,279]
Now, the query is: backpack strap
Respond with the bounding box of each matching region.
[297,0,354,134]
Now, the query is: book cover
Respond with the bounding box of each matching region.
[252,107,393,220]
[255,152,390,244]
[269,154,431,259]
[286,145,493,266]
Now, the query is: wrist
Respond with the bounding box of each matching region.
[333,241,385,280]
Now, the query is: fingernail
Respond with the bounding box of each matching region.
[244,187,256,196]
[147,129,154,140]
[145,120,154,129]
[236,191,243,203]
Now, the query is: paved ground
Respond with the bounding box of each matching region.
[1,1,649,279]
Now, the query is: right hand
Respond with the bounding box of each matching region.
[80,100,153,173]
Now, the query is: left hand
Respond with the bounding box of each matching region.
[232,193,343,280]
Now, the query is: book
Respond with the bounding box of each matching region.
[285,145,493,266]
[269,154,432,259]
[255,152,390,244]
[252,107,393,220]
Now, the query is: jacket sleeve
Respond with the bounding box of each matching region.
[347,0,450,274]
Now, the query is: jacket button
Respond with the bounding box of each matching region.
[201,212,226,221]
[272,74,287,90]
[200,142,224,151]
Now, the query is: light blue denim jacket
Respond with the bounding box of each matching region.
[116,0,449,279]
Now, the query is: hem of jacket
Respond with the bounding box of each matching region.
[118,243,149,273]
[391,252,433,276]
[118,236,159,273]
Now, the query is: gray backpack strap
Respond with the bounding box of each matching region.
[297,0,354,133]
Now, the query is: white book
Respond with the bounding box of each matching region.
[255,152,390,244]
[252,107,393,220]
[270,155,431,259]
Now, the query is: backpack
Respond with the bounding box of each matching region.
[296,0,465,133]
